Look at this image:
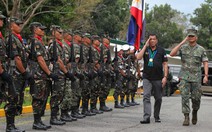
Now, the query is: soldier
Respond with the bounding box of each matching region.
[98,37,113,112]
[81,33,96,116]
[170,29,208,126]
[113,45,125,109]
[49,25,75,125]
[28,22,58,130]
[60,29,77,121]
[90,35,104,114]
[0,12,24,132]
[70,31,85,119]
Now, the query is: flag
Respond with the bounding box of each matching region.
[127,0,145,50]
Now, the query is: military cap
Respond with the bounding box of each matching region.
[50,25,63,33]
[0,11,6,19]
[64,29,73,35]
[9,17,23,24]
[29,22,47,30]
[187,28,197,36]
[82,32,91,39]
[73,30,82,36]
[91,35,100,41]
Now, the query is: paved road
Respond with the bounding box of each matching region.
[1,94,212,132]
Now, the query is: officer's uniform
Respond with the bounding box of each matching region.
[178,29,208,114]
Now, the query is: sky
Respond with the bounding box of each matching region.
[146,0,206,15]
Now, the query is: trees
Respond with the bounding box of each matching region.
[190,0,212,49]
[145,4,185,48]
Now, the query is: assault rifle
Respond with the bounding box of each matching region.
[99,44,105,85]
[5,18,17,97]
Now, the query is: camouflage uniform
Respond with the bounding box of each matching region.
[11,33,27,116]
[60,40,73,111]
[90,46,100,110]
[113,54,125,107]
[99,44,111,104]
[49,39,66,119]
[178,43,208,114]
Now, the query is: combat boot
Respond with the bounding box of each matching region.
[71,107,85,119]
[82,109,96,116]
[131,97,140,105]
[120,99,130,107]
[90,103,103,114]
[192,110,198,125]
[60,110,73,122]
[6,116,25,132]
[114,101,124,108]
[32,114,48,130]
[50,116,66,125]
[183,113,190,126]
[99,101,113,112]
[126,97,135,106]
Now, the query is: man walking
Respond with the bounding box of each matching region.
[170,29,208,126]
[137,33,168,124]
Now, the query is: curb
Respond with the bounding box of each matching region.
[0,89,180,117]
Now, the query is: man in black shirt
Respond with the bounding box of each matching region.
[136,33,168,124]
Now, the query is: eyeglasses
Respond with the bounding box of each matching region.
[188,35,195,37]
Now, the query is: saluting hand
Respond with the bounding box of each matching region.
[180,36,188,45]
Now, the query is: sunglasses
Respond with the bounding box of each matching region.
[188,35,195,37]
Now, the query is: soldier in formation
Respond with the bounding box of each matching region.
[0,13,141,131]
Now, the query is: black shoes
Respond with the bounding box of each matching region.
[50,116,66,125]
[33,122,48,130]
[82,110,96,116]
[140,118,150,124]
[90,109,104,114]
[99,106,113,112]
[155,118,161,123]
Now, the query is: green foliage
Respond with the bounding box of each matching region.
[145,4,184,48]
[190,0,212,49]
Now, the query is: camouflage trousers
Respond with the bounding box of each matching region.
[81,79,90,109]
[71,79,81,107]
[0,79,17,117]
[50,79,65,116]
[60,79,73,110]
[32,79,51,115]
[13,75,26,116]
[90,77,100,109]
[178,80,202,114]
[99,77,111,102]
[113,77,124,102]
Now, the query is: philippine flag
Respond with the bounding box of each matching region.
[127,0,145,50]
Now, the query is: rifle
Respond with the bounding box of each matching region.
[99,44,105,85]
[28,34,38,95]
[126,53,132,89]
[77,44,85,80]
[69,41,77,80]
[5,18,17,97]
[113,44,119,81]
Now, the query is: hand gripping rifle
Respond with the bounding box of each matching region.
[28,34,38,95]
[99,44,105,86]
[5,18,17,97]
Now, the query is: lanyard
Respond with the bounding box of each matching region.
[148,49,157,67]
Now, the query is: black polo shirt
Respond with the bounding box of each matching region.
[143,46,168,80]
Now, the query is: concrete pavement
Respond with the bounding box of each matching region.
[0,94,212,132]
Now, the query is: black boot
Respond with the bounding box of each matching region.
[50,116,66,125]
[71,107,85,119]
[120,99,130,107]
[99,101,112,112]
[90,103,103,114]
[32,114,48,130]
[126,97,135,106]
[114,101,124,108]
[6,116,25,132]
[60,109,73,122]
[131,97,140,105]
